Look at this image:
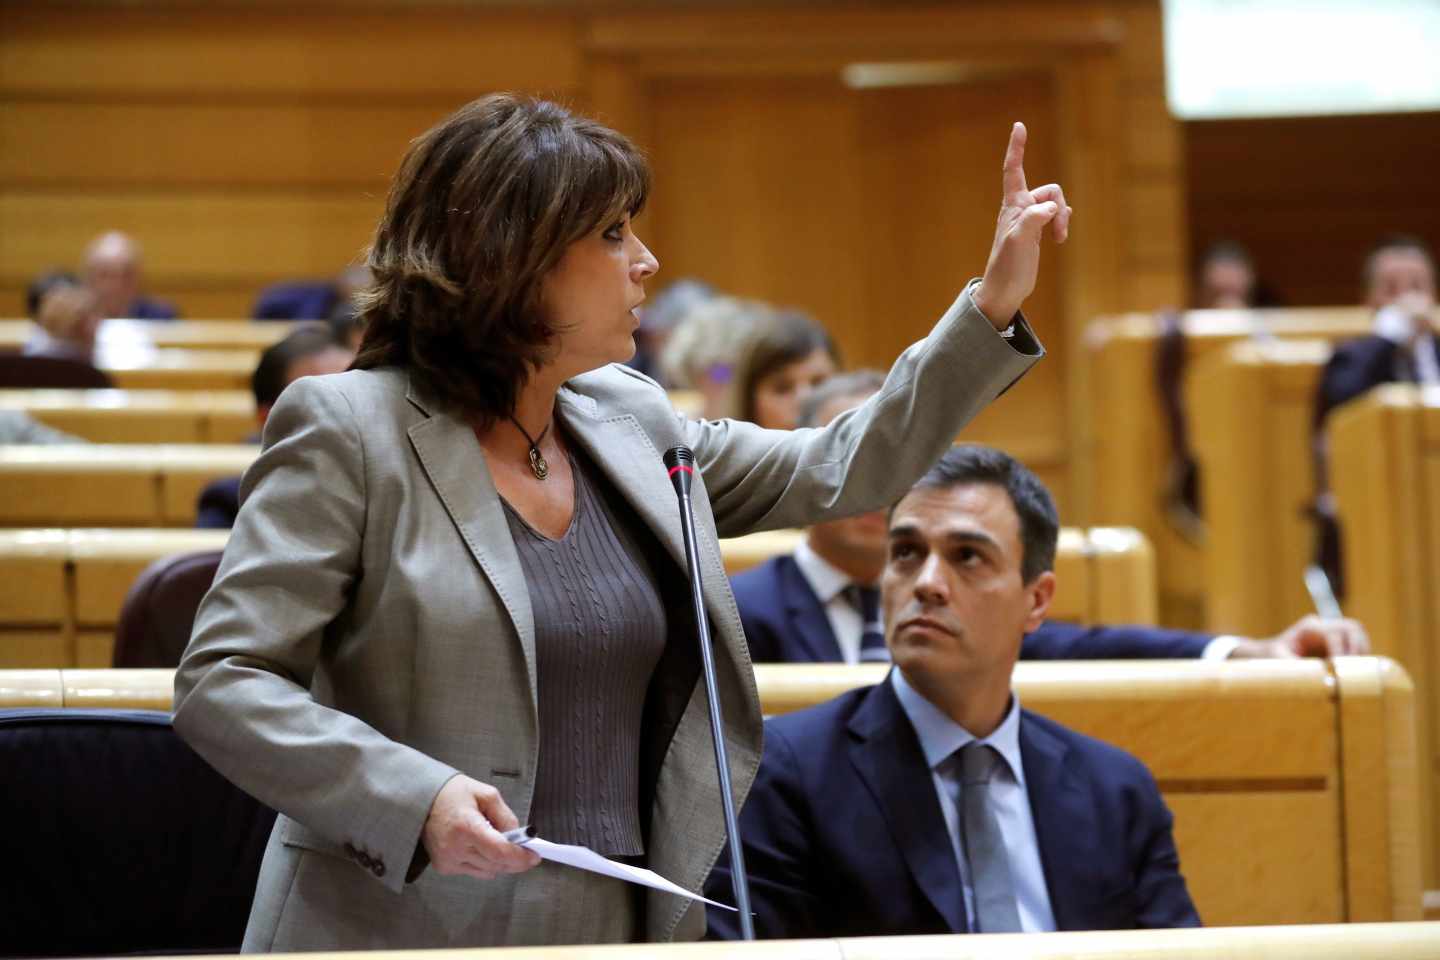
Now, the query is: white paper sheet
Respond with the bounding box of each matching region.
[503,829,736,911]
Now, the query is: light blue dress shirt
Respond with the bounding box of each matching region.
[890,669,1057,933]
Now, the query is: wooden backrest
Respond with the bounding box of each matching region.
[1330,385,1440,889]
[754,657,1420,926]
[0,445,257,527]
[100,348,258,391]
[1188,338,1333,636]
[0,526,1154,669]
[1079,308,1371,628]
[0,389,257,443]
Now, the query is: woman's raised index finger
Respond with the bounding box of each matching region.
[1003,121,1029,199]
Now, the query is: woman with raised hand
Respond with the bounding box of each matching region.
[173,94,1068,951]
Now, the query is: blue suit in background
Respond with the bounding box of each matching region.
[251,282,342,321]
[703,677,1200,938]
[122,297,179,321]
[730,554,1211,663]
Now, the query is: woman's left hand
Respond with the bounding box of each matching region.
[972,122,1072,330]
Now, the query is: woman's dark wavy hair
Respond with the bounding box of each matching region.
[351,94,650,425]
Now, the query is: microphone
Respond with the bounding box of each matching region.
[662,445,755,940]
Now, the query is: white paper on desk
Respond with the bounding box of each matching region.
[514,836,737,911]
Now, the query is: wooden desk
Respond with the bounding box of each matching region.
[1188,339,1333,636]
[1331,385,1440,889]
[1079,308,1370,628]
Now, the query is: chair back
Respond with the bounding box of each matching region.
[112,550,222,667]
[0,708,274,956]
[0,352,113,389]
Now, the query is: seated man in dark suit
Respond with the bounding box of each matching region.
[195,324,353,528]
[734,371,1369,665]
[706,444,1201,937]
[1312,235,1437,595]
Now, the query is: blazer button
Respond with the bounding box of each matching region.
[372,861,386,878]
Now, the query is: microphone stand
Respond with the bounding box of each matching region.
[663,445,755,940]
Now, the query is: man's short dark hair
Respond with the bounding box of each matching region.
[906,444,1059,584]
[796,368,885,429]
[252,323,342,409]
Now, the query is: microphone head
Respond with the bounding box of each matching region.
[664,445,696,495]
[663,446,695,471]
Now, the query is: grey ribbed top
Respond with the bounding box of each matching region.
[502,450,667,857]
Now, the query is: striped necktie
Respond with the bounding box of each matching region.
[843,584,890,662]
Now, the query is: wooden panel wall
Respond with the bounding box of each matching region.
[0,5,585,318]
[1187,111,1440,307]
[1,1,1188,514]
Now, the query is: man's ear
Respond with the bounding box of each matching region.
[1023,570,1056,633]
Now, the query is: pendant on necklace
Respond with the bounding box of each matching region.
[529,446,550,481]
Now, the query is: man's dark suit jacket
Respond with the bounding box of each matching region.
[124,297,179,322]
[730,555,1211,663]
[195,476,242,529]
[1315,333,1437,426]
[1311,334,1438,597]
[703,678,1200,938]
[251,282,340,321]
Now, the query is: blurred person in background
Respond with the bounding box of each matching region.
[727,308,839,430]
[1194,241,1258,309]
[82,231,178,321]
[659,295,772,420]
[628,277,715,385]
[25,269,80,318]
[24,283,103,362]
[0,410,85,445]
[1312,234,1438,596]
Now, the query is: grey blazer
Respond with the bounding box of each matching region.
[172,283,1040,951]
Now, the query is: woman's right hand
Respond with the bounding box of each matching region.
[422,774,542,879]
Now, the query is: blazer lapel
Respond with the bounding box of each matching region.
[556,388,698,596]
[403,377,538,701]
[847,679,968,933]
[779,558,845,662]
[1021,713,1099,931]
